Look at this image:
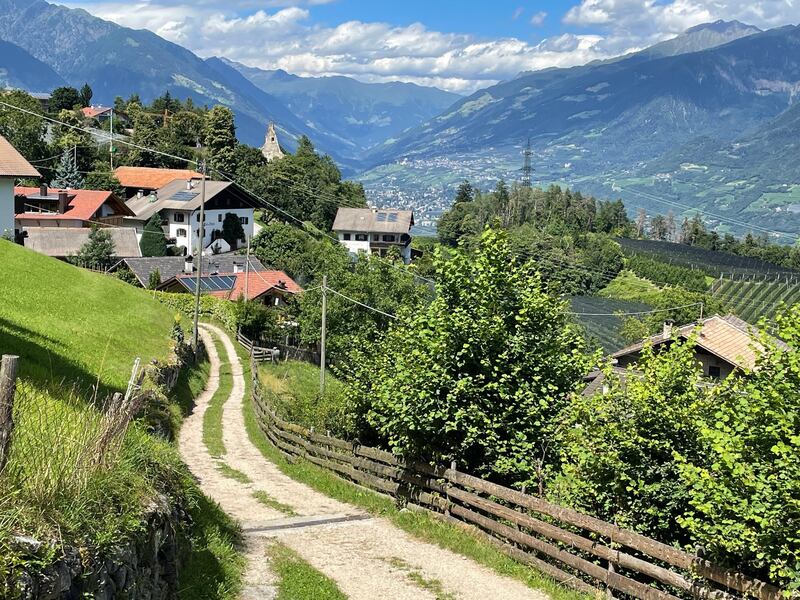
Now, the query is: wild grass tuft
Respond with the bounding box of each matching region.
[267,541,346,600]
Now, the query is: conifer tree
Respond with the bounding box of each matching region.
[140,214,168,257]
[74,226,115,268]
[51,150,84,189]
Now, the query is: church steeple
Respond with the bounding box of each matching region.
[261,122,284,162]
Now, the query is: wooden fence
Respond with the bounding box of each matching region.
[251,361,785,600]
[238,331,319,365]
[237,331,280,363]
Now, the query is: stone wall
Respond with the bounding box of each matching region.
[12,494,183,600]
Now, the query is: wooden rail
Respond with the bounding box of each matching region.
[237,331,279,363]
[250,359,787,600]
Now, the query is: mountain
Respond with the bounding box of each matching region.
[219,58,459,156]
[0,38,64,90]
[0,0,359,167]
[360,23,800,238]
[636,20,760,59]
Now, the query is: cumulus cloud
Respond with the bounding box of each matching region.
[63,0,800,94]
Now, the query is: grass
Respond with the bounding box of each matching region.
[257,361,350,437]
[203,337,233,458]
[598,270,660,302]
[242,381,584,600]
[216,462,252,484]
[0,240,174,393]
[385,557,457,600]
[252,490,298,516]
[266,541,347,600]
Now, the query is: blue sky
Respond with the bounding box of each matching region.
[64,0,800,93]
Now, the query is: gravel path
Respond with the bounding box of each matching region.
[183,323,549,600]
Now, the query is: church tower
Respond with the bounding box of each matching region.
[261,122,284,162]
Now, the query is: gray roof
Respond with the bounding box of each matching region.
[23,227,141,258]
[122,255,267,286]
[126,180,233,221]
[332,208,414,234]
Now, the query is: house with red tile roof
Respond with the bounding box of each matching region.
[14,185,134,229]
[114,166,205,200]
[158,269,301,306]
[81,106,113,121]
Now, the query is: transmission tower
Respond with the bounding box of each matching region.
[521,138,533,188]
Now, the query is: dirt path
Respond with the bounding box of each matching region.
[184,323,550,600]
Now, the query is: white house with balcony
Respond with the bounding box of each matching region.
[332,207,414,264]
[125,179,255,255]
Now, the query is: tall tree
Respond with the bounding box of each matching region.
[222,212,245,250]
[0,90,46,161]
[50,86,81,112]
[79,83,93,108]
[203,105,237,175]
[73,226,115,268]
[140,214,168,257]
[51,150,84,189]
[454,180,474,204]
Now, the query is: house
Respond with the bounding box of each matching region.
[23,226,141,259]
[0,134,40,238]
[81,106,114,122]
[261,122,284,162]
[123,179,256,255]
[114,166,205,200]
[30,93,51,114]
[15,185,134,229]
[583,314,780,396]
[158,268,301,306]
[332,207,414,264]
[119,255,268,288]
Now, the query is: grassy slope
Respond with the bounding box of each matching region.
[0,240,174,393]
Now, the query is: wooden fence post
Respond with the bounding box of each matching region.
[0,355,19,474]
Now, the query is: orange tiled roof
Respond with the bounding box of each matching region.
[81,106,113,119]
[0,135,40,178]
[114,166,204,191]
[176,270,302,302]
[15,186,132,222]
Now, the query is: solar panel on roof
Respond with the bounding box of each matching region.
[170,191,199,202]
[376,212,388,222]
[388,213,398,222]
[181,276,236,293]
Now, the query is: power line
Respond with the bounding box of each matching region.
[325,285,398,320]
[569,302,704,317]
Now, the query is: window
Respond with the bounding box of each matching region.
[176,228,187,238]
[343,233,351,241]
[355,233,368,242]
[240,217,249,225]
[196,213,200,222]
[218,214,222,222]
[174,212,185,223]
[382,234,396,243]
[708,366,721,379]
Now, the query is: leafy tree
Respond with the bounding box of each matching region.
[116,266,140,287]
[50,86,81,112]
[222,212,245,250]
[148,269,161,290]
[676,307,800,585]
[250,221,312,281]
[203,105,237,175]
[51,109,95,172]
[79,83,93,108]
[73,226,115,268]
[344,228,594,487]
[553,338,709,540]
[0,90,47,161]
[51,150,84,189]
[233,298,279,340]
[140,214,168,257]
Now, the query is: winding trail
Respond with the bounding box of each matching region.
[180,323,550,600]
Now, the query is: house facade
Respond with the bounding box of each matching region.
[332,207,414,264]
[0,134,40,238]
[124,179,255,255]
[15,185,134,229]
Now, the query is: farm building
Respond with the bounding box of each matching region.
[0,134,40,238]
[158,269,301,306]
[23,226,141,259]
[119,255,268,288]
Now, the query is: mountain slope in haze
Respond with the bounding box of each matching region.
[0,0,359,165]
[219,58,459,155]
[361,22,800,237]
[0,38,64,91]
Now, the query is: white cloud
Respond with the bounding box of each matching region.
[530,11,547,27]
[62,0,800,94]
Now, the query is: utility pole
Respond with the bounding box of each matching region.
[109,108,114,170]
[192,160,208,350]
[244,238,251,300]
[320,275,327,395]
[521,137,533,189]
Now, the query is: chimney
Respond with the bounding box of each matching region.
[39,183,47,197]
[186,180,192,191]
[148,191,158,203]
[137,189,144,199]
[184,255,194,274]
[57,191,69,214]
[663,320,674,338]
[233,261,243,274]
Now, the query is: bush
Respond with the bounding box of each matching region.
[155,293,238,332]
